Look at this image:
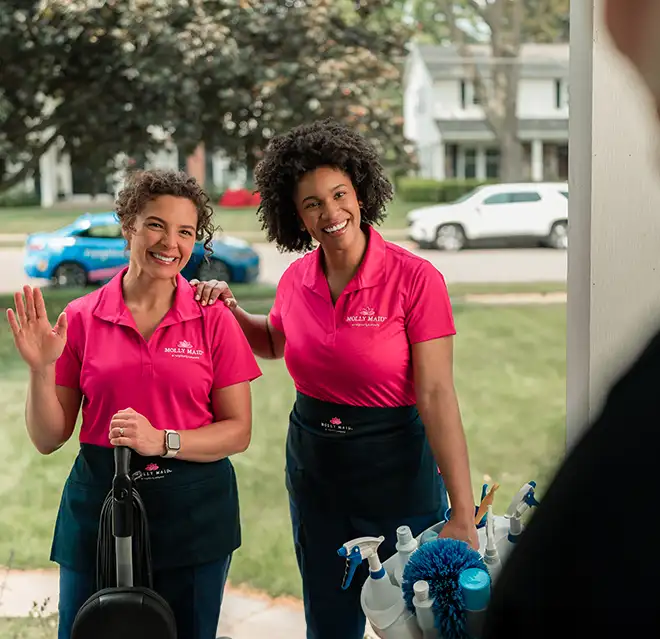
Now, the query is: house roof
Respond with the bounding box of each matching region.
[416,42,569,79]
[435,117,568,142]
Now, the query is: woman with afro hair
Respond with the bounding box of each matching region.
[193,118,478,639]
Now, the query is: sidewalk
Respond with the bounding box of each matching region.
[0,568,307,638]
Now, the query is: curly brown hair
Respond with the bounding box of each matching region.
[254,118,394,253]
[115,169,216,256]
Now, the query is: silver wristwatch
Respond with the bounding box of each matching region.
[162,429,181,458]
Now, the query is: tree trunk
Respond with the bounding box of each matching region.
[499,132,524,182]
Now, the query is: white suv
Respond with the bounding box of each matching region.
[406,182,569,251]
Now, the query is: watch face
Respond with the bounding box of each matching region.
[166,431,181,451]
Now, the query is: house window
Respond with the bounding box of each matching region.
[460,80,480,109]
[485,148,500,179]
[464,148,477,178]
[555,79,569,109]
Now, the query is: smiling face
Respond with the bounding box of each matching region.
[124,195,198,279]
[294,166,362,251]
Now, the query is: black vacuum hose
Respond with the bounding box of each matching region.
[95,447,154,591]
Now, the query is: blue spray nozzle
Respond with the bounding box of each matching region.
[337,536,385,590]
[337,545,362,590]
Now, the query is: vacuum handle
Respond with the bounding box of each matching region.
[112,446,134,587]
[114,445,131,477]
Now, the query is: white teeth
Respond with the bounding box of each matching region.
[324,220,348,234]
[151,252,176,263]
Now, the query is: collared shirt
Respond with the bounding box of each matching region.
[55,267,262,447]
[269,226,455,408]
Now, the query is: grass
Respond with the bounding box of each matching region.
[0,288,567,600]
[0,198,428,237]
[448,281,566,297]
[0,616,58,639]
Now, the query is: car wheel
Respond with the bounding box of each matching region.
[435,224,466,251]
[197,259,231,283]
[547,221,568,250]
[52,263,88,288]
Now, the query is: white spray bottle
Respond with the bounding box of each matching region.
[482,506,502,583]
[338,536,422,639]
[412,580,438,639]
[497,481,540,564]
[393,525,418,587]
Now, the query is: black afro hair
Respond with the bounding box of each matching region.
[254,118,394,252]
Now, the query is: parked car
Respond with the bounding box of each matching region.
[24,211,260,287]
[406,182,569,251]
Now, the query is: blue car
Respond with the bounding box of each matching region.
[24,211,260,287]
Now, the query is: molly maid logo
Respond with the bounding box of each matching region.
[141,461,172,481]
[321,416,353,434]
[345,305,387,327]
[164,339,204,359]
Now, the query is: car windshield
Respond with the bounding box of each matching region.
[451,186,484,204]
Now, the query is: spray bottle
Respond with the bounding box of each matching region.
[482,506,502,584]
[338,536,422,639]
[497,481,540,564]
[412,580,438,639]
[393,525,418,587]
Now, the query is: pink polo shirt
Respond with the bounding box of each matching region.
[55,268,262,447]
[269,226,456,408]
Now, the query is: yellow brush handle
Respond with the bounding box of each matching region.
[474,483,500,524]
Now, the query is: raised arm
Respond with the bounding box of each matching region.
[7,287,82,454]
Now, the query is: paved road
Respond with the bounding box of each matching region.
[0,243,567,294]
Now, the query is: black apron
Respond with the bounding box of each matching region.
[50,444,240,573]
[285,392,448,519]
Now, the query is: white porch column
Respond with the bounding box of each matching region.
[566,0,660,448]
[38,142,58,208]
[60,152,73,198]
[476,147,486,180]
[531,139,544,181]
[432,143,446,181]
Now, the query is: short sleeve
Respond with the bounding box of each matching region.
[268,261,297,334]
[55,304,83,389]
[209,304,262,389]
[404,260,456,344]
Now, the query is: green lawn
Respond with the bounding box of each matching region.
[0,197,428,236]
[0,288,567,599]
[0,616,58,639]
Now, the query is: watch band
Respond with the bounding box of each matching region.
[162,429,180,458]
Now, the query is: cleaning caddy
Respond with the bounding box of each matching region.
[338,480,540,639]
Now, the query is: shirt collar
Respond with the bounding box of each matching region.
[92,267,202,328]
[302,225,387,298]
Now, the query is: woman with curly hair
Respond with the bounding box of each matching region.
[193,118,477,639]
[6,169,262,639]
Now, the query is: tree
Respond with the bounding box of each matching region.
[194,0,415,182]
[0,0,414,196]
[0,0,240,193]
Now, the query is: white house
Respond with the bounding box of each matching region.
[403,42,569,182]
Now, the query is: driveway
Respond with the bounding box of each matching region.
[0,244,567,294]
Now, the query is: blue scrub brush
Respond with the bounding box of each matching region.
[401,538,486,639]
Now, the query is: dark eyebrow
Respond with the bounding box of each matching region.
[145,215,196,231]
[301,184,347,204]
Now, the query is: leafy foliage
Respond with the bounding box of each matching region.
[0,0,414,194]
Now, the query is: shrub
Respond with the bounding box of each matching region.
[396,177,496,203]
[0,189,40,207]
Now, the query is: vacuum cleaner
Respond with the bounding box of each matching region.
[70,446,177,638]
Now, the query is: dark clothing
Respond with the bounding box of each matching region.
[51,444,241,573]
[482,330,660,638]
[286,392,448,639]
[57,556,231,639]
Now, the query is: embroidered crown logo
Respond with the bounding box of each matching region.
[177,340,193,349]
[360,307,376,317]
[329,417,342,426]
